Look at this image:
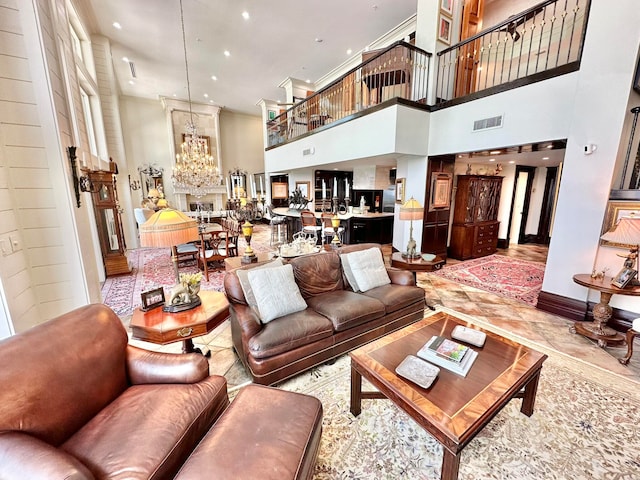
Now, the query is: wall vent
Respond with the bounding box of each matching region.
[473,115,503,131]
[129,61,137,78]
[302,147,315,156]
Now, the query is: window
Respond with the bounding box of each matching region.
[80,87,97,156]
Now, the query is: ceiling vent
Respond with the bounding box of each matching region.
[473,115,503,132]
[129,61,137,79]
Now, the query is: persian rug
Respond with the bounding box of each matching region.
[101,223,272,317]
[277,308,640,480]
[431,254,545,306]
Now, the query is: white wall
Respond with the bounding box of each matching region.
[265,104,430,174]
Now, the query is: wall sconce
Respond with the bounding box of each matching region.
[129,174,141,190]
[67,146,81,208]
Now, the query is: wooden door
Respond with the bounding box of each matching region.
[421,155,455,258]
[454,0,484,98]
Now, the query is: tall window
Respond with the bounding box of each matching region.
[80,87,97,156]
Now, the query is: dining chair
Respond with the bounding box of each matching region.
[197,230,230,281]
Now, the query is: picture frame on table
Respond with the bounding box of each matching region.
[140,287,165,312]
[611,267,637,288]
[440,0,453,16]
[295,181,311,199]
[438,15,452,45]
[395,178,406,204]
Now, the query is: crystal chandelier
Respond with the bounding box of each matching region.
[171,0,223,198]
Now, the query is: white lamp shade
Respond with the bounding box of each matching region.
[399,197,423,221]
[600,216,640,247]
[139,208,199,248]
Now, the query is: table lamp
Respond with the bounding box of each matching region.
[139,208,199,284]
[600,215,640,286]
[400,197,423,259]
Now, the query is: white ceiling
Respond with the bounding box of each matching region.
[83,0,418,116]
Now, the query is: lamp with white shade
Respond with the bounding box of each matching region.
[600,215,640,286]
[399,197,423,259]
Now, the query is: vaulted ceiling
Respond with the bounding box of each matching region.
[82,0,418,116]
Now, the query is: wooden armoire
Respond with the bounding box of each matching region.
[449,175,502,260]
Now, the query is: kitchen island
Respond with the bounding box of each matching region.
[272,208,394,244]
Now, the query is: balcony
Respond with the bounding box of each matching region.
[266,0,590,149]
[434,0,590,108]
[267,41,432,148]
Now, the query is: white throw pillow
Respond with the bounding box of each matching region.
[248,264,307,323]
[236,258,283,317]
[341,247,390,292]
[340,254,361,292]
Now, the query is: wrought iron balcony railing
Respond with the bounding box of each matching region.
[267,41,431,148]
[435,0,590,106]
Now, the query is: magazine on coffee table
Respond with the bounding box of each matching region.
[418,335,478,377]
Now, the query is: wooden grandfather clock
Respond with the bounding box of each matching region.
[89,170,131,276]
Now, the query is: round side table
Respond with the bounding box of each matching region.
[571,274,640,348]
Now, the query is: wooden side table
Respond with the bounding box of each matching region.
[130,290,229,355]
[571,274,640,348]
[390,252,445,282]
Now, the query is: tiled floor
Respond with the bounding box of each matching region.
[127,242,640,389]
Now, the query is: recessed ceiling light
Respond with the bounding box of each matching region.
[542,156,549,160]
[211,75,217,81]
[546,144,553,149]
[122,56,129,62]
[241,11,249,20]
[489,158,495,162]
[346,49,352,55]
[306,79,311,83]
[128,80,135,85]
[113,22,122,29]
[204,93,209,98]
[509,160,515,164]
[490,150,501,154]
[173,93,177,97]
[315,38,323,43]
[224,50,231,57]
[458,154,463,158]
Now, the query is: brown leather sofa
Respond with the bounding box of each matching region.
[224,243,426,385]
[0,303,228,480]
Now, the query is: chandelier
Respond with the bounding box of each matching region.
[171,0,223,197]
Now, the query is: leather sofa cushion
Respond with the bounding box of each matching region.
[290,252,343,298]
[361,284,425,314]
[0,304,129,447]
[306,290,385,332]
[61,376,228,480]
[175,384,323,480]
[248,308,333,359]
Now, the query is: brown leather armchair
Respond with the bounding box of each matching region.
[0,304,229,480]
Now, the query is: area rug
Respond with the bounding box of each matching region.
[431,254,545,306]
[277,309,640,479]
[101,223,272,317]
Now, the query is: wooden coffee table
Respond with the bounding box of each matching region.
[350,310,547,480]
[130,290,229,355]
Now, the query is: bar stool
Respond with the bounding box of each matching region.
[300,209,322,244]
[267,204,288,246]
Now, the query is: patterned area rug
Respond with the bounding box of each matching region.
[431,254,545,306]
[278,309,640,480]
[101,223,272,317]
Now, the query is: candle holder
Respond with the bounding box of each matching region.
[331,215,342,247]
[241,221,258,263]
[332,196,339,214]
